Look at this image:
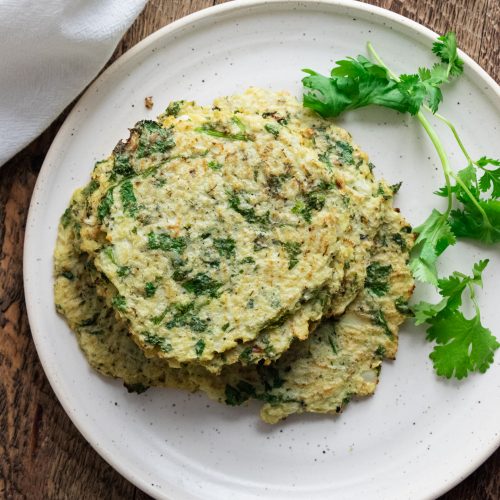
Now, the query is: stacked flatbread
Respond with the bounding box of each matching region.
[54,88,414,423]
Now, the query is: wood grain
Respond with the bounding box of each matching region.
[0,0,498,498]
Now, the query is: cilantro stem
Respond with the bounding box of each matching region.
[427,108,473,164]
[415,112,453,213]
[423,112,493,223]
[449,170,492,227]
[367,42,453,213]
[467,281,481,317]
[367,42,397,80]
[421,112,491,228]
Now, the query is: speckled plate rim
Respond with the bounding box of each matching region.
[23,1,500,499]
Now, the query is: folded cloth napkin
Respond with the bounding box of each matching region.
[0,0,147,166]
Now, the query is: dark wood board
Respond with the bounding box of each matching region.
[1,0,498,498]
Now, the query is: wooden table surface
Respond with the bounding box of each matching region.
[1,0,499,498]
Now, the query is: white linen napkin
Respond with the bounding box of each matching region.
[0,0,147,166]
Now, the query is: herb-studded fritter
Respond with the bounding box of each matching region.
[54,88,414,423]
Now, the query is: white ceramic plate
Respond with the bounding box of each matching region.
[24,1,500,499]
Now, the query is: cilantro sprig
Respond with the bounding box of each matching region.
[302,33,464,118]
[302,32,499,378]
[414,260,499,378]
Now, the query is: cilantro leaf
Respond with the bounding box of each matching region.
[213,237,236,258]
[147,231,187,253]
[416,66,444,112]
[330,55,388,79]
[135,120,175,158]
[449,200,500,244]
[477,157,500,168]
[142,331,172,353]
[182,273,222,298]
[302,58,410,117]
[302,71,351,117]
[120,179,138,217]
[453,164,480,202]
[227,191,270,226]
[397,73,427,114]
[365,262,392,296]
[194,339,205,357]
[282,241,301,269]
[435,161,500,243]
[165,302,207,333]
[413,260,498,378]
[97,189,114,222]
[479,169,500,198]
[477,157,500,198]
[164,100,184,117]
[434,165,479,204]
[144,282,157,297]
[431,32,464,77]
[427,311,498,379]
[113,154,135,178]
[413,297,449,326]
[470,259,490,283]
[410,209,456,284]
[413,259,489,325]
[302,33,464,118]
